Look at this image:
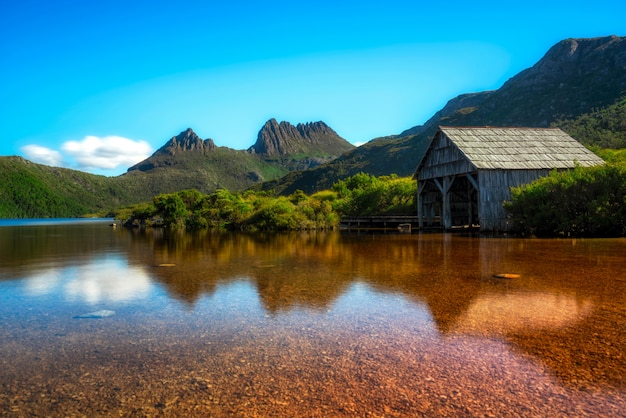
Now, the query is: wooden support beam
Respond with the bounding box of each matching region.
[466,172,479,227]
[467,179,473,226]
[438,176,455,229]
[417,181,426,228]
[442,176,451,229]
[433,178,445,194]
[466,173,479,191]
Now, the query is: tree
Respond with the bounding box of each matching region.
[154,193,188,227]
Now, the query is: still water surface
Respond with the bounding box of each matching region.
[0,220,624,416]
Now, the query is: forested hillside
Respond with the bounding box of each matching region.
[0,157,126,217]
[553,97,626,148]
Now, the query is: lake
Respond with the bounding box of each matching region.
[0,220,624,416]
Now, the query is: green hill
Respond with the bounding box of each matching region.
[0,157,124,217]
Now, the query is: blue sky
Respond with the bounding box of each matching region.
[1,0,624,176]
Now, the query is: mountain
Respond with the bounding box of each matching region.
[247,119,355,171]
[129,128,217,172]
[0,120,354,217]
[403,35,626,133]
[120,120,353,198]
[249,119,352,156]
[259,35,626,195]
[2,36,624,217]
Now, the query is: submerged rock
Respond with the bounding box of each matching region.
[493,273,521,279]
[73,309,115,319]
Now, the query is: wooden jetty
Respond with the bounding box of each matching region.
[339,216,422,230]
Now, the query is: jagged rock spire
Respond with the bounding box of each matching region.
[248,119,352,156]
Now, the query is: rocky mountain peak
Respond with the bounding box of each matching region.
[162,128,216,154]
[248,119,354,156]
[127,128,216,172]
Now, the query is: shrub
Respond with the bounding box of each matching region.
[244,197,297,231]
[332,173,416,216]
[505,164,626,237]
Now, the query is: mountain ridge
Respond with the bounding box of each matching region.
[109,118,355,200]
[402,35,626,136]
[161,127,217,154]
[257,35,626,195]
[128,128,217,172]
[1,35,624,217]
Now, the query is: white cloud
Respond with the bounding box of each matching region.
[61,135,153,170]
[21,144,64,167]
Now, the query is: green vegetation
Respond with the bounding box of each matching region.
[554,97,626,148]
[0,168,88,217]
[0,157,130,218]
[119,173,416,231]
[504,164,626,237]
[593,148,626,166]
[331,173,416,216]
[120,189,338,231]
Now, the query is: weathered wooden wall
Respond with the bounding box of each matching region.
[477,169,551,231]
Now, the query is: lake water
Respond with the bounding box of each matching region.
[0,220,624,416]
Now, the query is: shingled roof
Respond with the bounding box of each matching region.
[438,126,604,170]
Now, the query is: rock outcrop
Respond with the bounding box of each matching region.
[158,128,216,155]
[128,128,216,172]
[248,119,354,156]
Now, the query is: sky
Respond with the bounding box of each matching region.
[1,1,625,176]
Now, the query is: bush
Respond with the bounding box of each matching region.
[504,164,626,237]
[332,173,416,216]
[244,197,298,231]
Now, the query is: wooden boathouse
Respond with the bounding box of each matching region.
[413,126,605,232]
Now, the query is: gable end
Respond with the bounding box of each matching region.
[414,130,477,180]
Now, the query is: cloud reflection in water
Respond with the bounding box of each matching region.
[23,256,153,304]
[450,292,594,335]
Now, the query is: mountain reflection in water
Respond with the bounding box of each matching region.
[0,224,624,416]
